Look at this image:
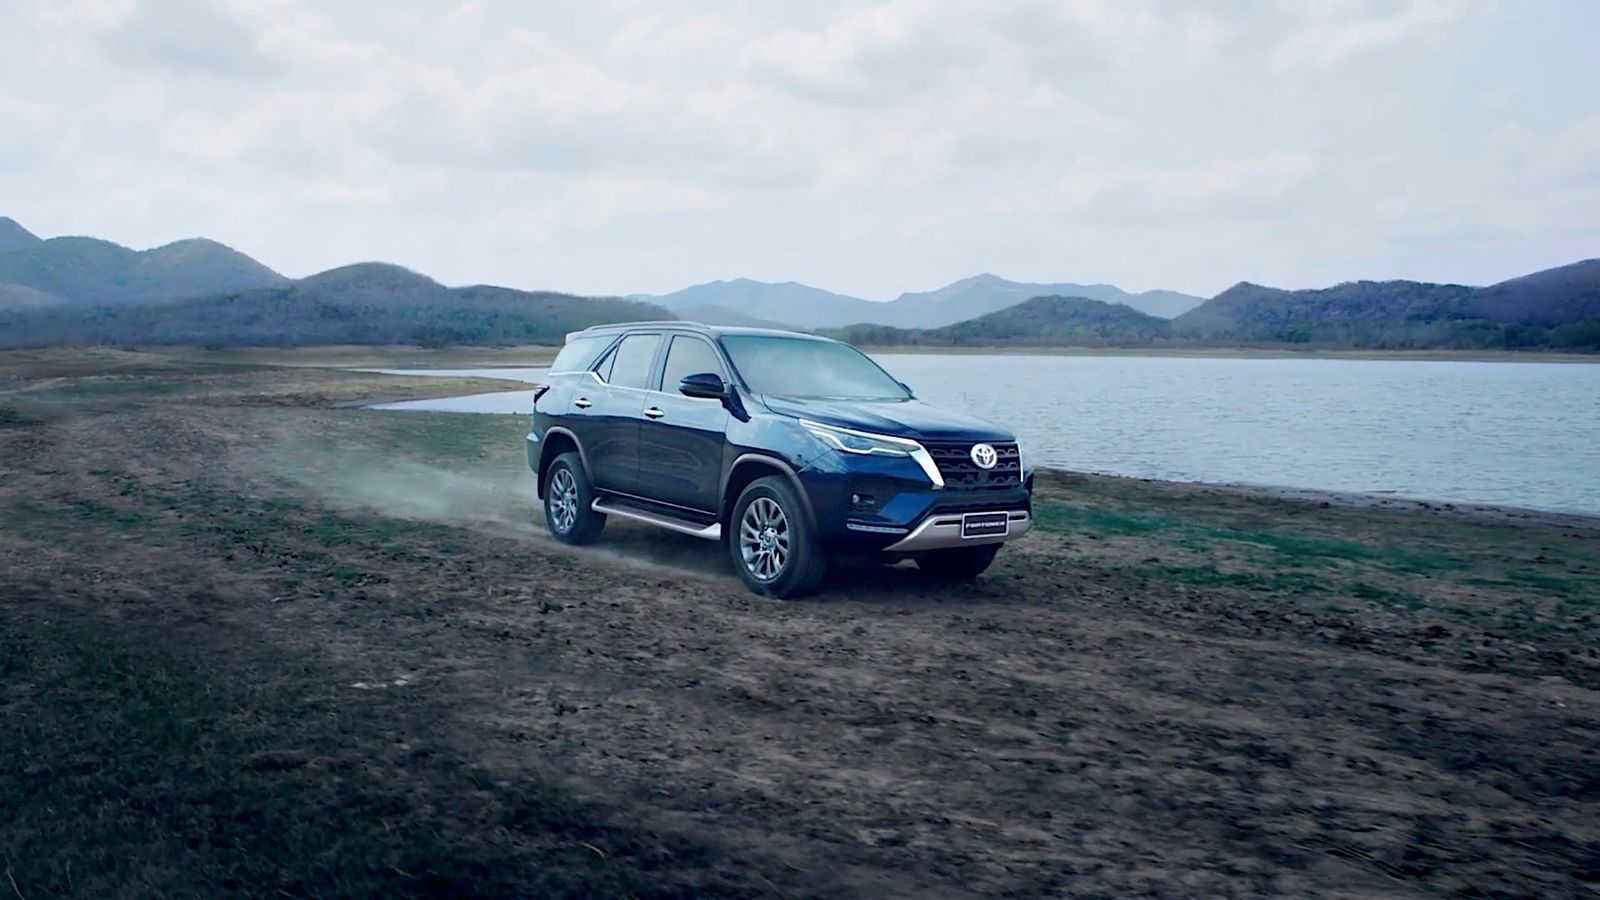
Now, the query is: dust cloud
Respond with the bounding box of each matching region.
[265,447,740,581]
[316,460,532,527]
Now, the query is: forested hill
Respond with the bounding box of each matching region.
[823,295,1172,347]
[1173,259,1600,350]
[0,262,672,348]
[1,212,1593,351]
[822,259,1600,352]
[0,234,287,305]
[638,273,1204,328]
[0,217,41,254]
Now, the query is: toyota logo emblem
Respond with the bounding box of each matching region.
[970,443,998,470]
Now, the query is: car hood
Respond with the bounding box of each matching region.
[759,395,1014,442]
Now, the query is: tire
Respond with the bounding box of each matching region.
[914,545,1000,581]
[729,475,826,598]
[543,452,605,545]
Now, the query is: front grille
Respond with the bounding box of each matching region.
[923,441,1022,491]
[932,498,1026,515]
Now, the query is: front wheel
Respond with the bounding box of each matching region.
[729,476,826,599]
[914,545,1000,581]
[543,452,605,544]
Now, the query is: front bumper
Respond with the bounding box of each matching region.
[780,435,1035,555]
[876,509,1033,552]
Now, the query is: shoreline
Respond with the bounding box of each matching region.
[1034,467,1600,531]
[9,347,1594,523]
[859,344,1600,363]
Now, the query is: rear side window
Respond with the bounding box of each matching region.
[595,333,659,389]
[548,335,610,374]
[659,335,725,391]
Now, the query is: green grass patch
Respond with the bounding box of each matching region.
[306,514,419,548]
[1199,526,1373,562]
[330,567,367,585]
[58,496,158,529]
[0,405,44,428]
[1032,501,1177,536]
[1141,563,1326,594]
[1464,569,1598,599]
[362,411,518,462]
[1035,499,1475,578]
[1371,547,1475,575]
[38,380,186,400]
[1348,581,1427,610]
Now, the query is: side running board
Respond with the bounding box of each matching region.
[591,498,723,541]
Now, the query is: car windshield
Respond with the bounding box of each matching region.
[720,335,910,400]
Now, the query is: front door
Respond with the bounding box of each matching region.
[636,334,731,512]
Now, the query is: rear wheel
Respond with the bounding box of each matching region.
[914,545,1000,581]
[543,452,605,544]
[729,476,826,598]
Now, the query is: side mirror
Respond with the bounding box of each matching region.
[678,372,728,399]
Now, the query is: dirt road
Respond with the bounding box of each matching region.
[2,350,1597,898]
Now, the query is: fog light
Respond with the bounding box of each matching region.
[850,492,879,516]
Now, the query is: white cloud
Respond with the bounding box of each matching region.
[101,0,281,76]
[1168,0,1492,69]
[1269,0,1480,68]
[743,0,1153,106]
[0,0,1594,297]
[1040,153,1326,223]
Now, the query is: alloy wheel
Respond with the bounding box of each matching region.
[548,467,578,533]
[739,496,790,582]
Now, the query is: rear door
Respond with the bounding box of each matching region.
[636,333,731,512]
[571,332,660,494]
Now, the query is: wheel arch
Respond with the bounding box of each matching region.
[536,427,586,499]
[720,453,817,530]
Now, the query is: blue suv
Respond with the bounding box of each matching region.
[528,323,1034,597]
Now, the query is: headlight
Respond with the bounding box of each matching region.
[800,419,915,456]
[1016,438,1034,484]
[799,419,945,489]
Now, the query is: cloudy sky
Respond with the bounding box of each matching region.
[2,0,1596,299]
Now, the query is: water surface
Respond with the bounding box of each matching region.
[365,368,548,413]
[364,355,1600,515]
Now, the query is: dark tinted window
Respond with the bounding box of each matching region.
[597,333,658,389]
[660,336,725,392]
[549,335,610,373]
[720,336,909,400]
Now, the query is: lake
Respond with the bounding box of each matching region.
[368,355,1600,516]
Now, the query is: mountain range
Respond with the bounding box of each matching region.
[1172,261,1600,349]
[0,215,1594,351]
[826,295,1176,347]
[0,260,669,349]
[633,274,1204,329]
[826,260,1600,352]
[0,217,286,307]
[0,217,42,254]
[0,218,669,348]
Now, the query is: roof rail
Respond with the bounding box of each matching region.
[579,319,696,331]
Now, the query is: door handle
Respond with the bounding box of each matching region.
[643,407,665,419]
[573,397,592,409]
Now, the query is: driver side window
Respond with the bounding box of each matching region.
[659,336,725,393]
